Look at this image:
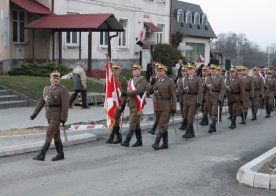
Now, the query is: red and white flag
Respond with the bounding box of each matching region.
[128,79,146,114]
[199,54,205,62]
[104,61,121,130]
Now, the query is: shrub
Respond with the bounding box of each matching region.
[8,62,72,77]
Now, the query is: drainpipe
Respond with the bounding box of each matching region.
[51,0,55,13]
[169,0,172,44]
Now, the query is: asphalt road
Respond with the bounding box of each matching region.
[1,114,276,196]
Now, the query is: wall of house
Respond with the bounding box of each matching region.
[182,37,211,66]
[52,0,170,70]
[0,0,11,73]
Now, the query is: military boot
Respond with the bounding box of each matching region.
[33,141,51,161]
[251,108,257,120]
[148,121,158,135]
[208,118,216,133]
[132,128,143,147]
[265,106,271,118]
[52,140,64,161]
[179,119,188,130]
[229,116,236,129]
[159,131,169,150]
[240,113,246,124]
[106,127,116,144]
[201,114,209,126]
[113,126,122,144]
[152,132,163,150]
[121,129,134,147]
[183,123,195,139]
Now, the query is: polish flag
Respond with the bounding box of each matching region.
[199,54,205,62]
[104,61,121,130]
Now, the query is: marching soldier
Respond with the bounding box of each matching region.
[238,66,254,124]
[264,69,276,118]
[181,64,203,139]
[121,64,147,147]
[199,66,210,126]
[225,67,245,129]
[106,64,128,144]
[204,65,225,133]
[216,65,226,122]
[176,66,188,130]
[147,63,176,150]
[148,64,160,135]
[30,71,69,161]
[251,66,264,120]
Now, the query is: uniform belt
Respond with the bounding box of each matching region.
[47,104,61,107]
[245,90,250,92]
[230,92,240,94]
[187,93,198,95]
[156,97,171,100]
[208,89,220,93]
[255,88,260,91]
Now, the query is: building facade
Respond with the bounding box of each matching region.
[0,0,171,73]
[171,0,216,66]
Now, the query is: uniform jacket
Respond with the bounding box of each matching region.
[204,74,225,102]
[147,75,176,112]
[225,76,245,102]
[127,75,147,109]
[252,75,264,97]
[182,74,203,105]
[118,76,128,106]
[240,75,254,100]
[264,78,276,97]
[33,84,69,122]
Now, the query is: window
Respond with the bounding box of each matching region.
[185,11,192,24]
[177,9,184,27]
[118,18,128,47]
[202,14,208,30]
[194,12,200,25]
[156,24,164,44]
[100,32,109,47]
[65,11,79,45]
[185,43,205,63]
[12,11,25,43]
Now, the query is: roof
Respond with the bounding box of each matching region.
[10,0,52,15]
[172,0,216,39]
[25,14,125,32]
[144,22,161,32]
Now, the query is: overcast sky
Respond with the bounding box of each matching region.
[179,0,276,49]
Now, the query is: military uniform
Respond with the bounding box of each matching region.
[251,67,264,120]
[181,64,203,138]
[239,67,254,124]
[147,63,176,150]
[199,66,210,126]
[225,68,245,129]
[121,64,147,147]
[264,71,276,118]
[31,71,69,161]
[106,65,128,144]
[176,66,188,130]
[205,65,225,133]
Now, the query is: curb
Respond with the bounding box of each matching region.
[0,133,96,158]
[236,146,276,189]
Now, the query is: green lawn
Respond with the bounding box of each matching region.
[0,75,104,100]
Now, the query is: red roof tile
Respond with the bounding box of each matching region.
[10,0,52,15]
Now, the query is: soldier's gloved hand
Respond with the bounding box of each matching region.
[150,77,156,85]
[60,120,66,126]
[196,103,201,108]
[170,109,176,115]
[240,101,244,106]
[30,114,36,120]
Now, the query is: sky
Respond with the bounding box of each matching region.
[179,0,276,49]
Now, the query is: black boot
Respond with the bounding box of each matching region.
[199,114,209,126]
[265,106,271,118]
[106,127,116,144]
[113,126,122,144]
[190,123,195,138]
[152,132,163,150]
[132,128,143,147]
[229,116,236,129]
[52,140,64,161]
[33,141,51,161]
[240,113,246,124]
[121,129,134,147]
[159,131,168,150]
[208,118,216,133]
[179,119,188,130]
[182,123,195,139]
[251,108,257,120]
[148,121,158,135]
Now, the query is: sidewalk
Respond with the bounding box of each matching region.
[0,97,182,157]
